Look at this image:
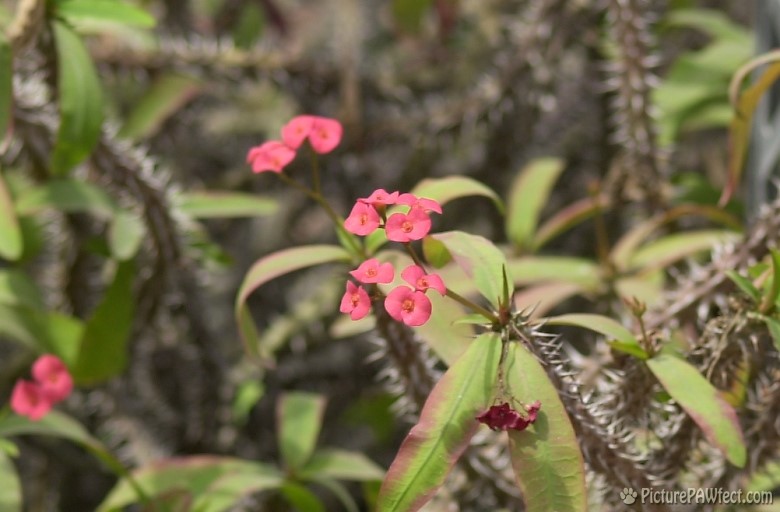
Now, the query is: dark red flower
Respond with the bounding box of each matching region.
[476,401,541,432]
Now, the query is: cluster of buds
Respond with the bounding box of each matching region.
[340,189,446,326]
[10,355,73,421]
[476,400,542,432]
[246,115,343,173]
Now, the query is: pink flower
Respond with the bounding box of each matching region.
[10,380,52,421]
[281,115,315,149]
[246,141,296,173]
[350,259,395,284]
[397,193,443,214]
[476,401,541,432]
[340,281,372,320]
[384,286,432,326]
[344,202,381,236]
[281,115,343,154]
[359,189,399,207]
[32,355,73,403]
[385,208,432,242]
[401,265,446,295]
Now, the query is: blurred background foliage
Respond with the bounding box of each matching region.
[0,0,768,510]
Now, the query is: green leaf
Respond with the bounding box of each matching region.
[760,249,780,312]
[0,449,21,512]
[410,176,504,214]
[761,316,780,352]
[56,0,156,28]
[119,73,201,139]
[432,231,512,309]
[306,477,359,512]
[0,269,45,309]
[15,179,116,218]
[97,456,283,512]
[392,0,433,33]
[665,8,750,42]
[507,256,602,291]
[108,210,145,260]
[377,333,502,512]
[50,20,104,175]
[513,282,583,319]
[235,245,351,359]
[72,260,135,384]
[543,314,647,359]
[300,449,385,481]
[0,304,84,361]
[0,171,22,260]
[506,157,565,250]
[0,33,12,148]
[506,343,587,512]
[232,380,264,424]
[281,481,325,512]
[646,353,746,467]
[628,230,740,272]
[421,236,452,268]
[533,195,608,250]
[725,270,760,302]
[278,392,326,472]
[177,191,277,219]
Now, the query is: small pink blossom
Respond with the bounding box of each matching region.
[401,265,446,296]
[476,401,541,432]
[246,141,296,173]
[281,115,316,149]
[359,189,399,207]
[10,380,52,421]
[340,281,372,320]
[344,202,381,236]
[385,208,432,242]
[397,193,443,214]
[308,117,343,154]
[350,259,395,284]
[384,286,432,326]
[32,355,73,403]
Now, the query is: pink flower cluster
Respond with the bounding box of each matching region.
[246,115,343,173]
[340,261,446,327]
[344,189,442,242]
[476,400,542,432]
[10,355,73,421]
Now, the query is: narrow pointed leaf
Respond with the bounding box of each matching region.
[0,33,12,148]
[235,245,350,358]
[506,343,587,512]
[646,353,746,467]
[277,392,326,471]
[119,73,201,139]
[411,176,504,213]
[432,231,512,309]
[56,0,156,28]
[725,270,760,301]
[0,449,21,512]
[177,191,277,219]
[628,230,739,272]
[506,157,565,250]
[761,316,780,352]
[544,313,647,359]
[377,333,502,512]
[50,20,104,175]
[533,195,608,250]
[0,171,22,260]
[507,256,602,291]
[300,449,385,481]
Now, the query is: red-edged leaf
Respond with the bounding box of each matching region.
[533,194,609,250]
[411,176,504,213]
[628,230,740,272]
[377,333,502,512]
[277,392,326,471]
[506,343,587,512]
[508,256,602,291]
[235,245,350,359]
[646,353,746,467]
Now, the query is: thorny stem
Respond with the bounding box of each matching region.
[496,338,510,399]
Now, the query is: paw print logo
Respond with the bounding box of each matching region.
[620,487,638,505]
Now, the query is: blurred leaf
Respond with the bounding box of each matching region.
[747,460,780,492]
[0,304,84,361]
[281,481,325,512]
[665,8,750,42]
[300,449,384,481]
[506,342,587,512]
[432,231,512,309]
[513,282,583,319]
[108,211,144,260]
[506,158,565,250]
[307,477,359,512]
[628,230,740,272]
[720,356,749,408]
[422,236,452,268]
[377,333,501,512]
[177,191,277,219]
[119,73,201,139]
[533,195,608,250]
[278,392,326,472]
[0,269,44,309]
[544,314,647,359]
[15,179,116,217]
[232,3,265,48]
[760,249,780,313]
[232,380,264,424]
[0,33,11,148]
[392,0,433,33]
[726,270,760,302]
[646,353,746,467]
[72,260,135,384]
[97,456,283,511]
[614,271,665,308]
[507,256,602,291]
[50,20,104,175]
[0,171,22,261]
[761,316,780,352]
[236,245,350,359]
[56,0,156,28]
[411,176,504,214]
[0,449,21,512]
